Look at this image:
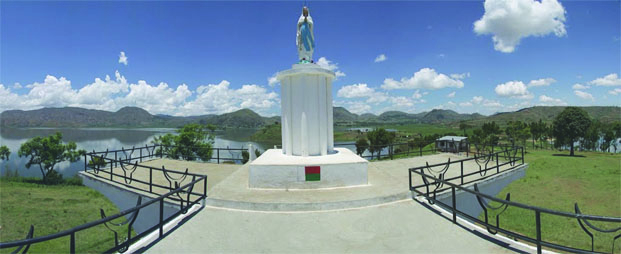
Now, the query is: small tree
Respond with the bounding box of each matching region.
[355,137,368,156]
[459,122,471,136]
[18,132,85,183]
[153,124,215,161]
[366,128,396,160]
[0,146,10,161]
[552,107,592,156]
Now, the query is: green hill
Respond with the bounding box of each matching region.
[464,106,621,126]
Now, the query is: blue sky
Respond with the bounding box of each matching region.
[1,0,619,116]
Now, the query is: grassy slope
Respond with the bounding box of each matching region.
[487,149,621,252]
[0,181,128,253]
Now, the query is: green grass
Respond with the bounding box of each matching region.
[484,149,621,252]
[0,180,130,253]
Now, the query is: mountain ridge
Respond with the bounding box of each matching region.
[1,105,619,128]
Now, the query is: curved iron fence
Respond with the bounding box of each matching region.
[409,146,621,254]
[0,148,208,254]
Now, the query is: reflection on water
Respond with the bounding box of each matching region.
[0,128,268,178]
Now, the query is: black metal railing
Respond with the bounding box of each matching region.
[409,146,621,254]
[0,148,208,254]
[83,144,250,165]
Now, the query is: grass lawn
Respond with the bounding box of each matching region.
[0,180,129,253]
[485,149,621,252]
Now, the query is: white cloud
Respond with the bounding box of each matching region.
[0,73,280,116]
[334,100,371,115]
[459,102,473,107]
[450,72,470,79]
[12,82,22,89]
[337,83,376,98]
[572,83,589,90]
[316,57,345,78]
[118,51,128,66]
[589,73,621,86]
[483,100,503,108]
[608,88,621,96]
[381,68,465,90]
[447,91,456,98]
[574,90,594,101]
[374,54,387,63]
[412,90,424,99]
[473,0,567,53]
[528,78,556,87]
[181,81,277,116]
[472,96,484,104]
[494,81,533,99]
[538,95,566,105]
[267,73,278,87]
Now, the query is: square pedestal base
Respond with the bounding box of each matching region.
[249,148,368,189]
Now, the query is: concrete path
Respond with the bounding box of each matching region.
[148,200,514,253]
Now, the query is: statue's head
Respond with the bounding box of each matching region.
[302,6,309,17]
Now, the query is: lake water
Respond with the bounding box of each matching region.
[0,128,271,178]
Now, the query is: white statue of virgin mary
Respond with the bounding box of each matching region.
[296,6,315,63]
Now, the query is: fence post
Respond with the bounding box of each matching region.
[217,148,220,164]
[451,186,456,223]
[535,211,541,254]
[70,232,76,254]
[466,143,469,157]
[159,199,164,238]
[521,147,525,164]
[140,148,143,163]
[460,161,464,185]
[149,168,153,193]
[114,151,117,167]
[420,146,422,157]
[84,154,87,171]
[496,153,499,173]
[390,145,393,160]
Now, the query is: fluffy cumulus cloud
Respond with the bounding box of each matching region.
[267,73,279,87]
[337,83,376,98]
[574,90,594,101]
[589,73,621,86]
[316,57,345,78]
[608,88,621,96]
[450,72,470,80]
[473,0,567,53]
[572,83,589,90]
[118,51,128,65]
[528,78,556,87]
[0,72,280,116]
[381,68,465,90]
[494,81,533,99]
[538,95,566,105]
[181,81,277,115]
[374,54,387,63]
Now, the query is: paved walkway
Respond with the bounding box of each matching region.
[90,153,524,252]
[148,200,514,253]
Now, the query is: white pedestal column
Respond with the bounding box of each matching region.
[278,64,335,157]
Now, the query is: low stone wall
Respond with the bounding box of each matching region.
[79,172,181,234]
[427,163,527,220]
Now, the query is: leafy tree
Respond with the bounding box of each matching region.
[529,119,547,149]
[459,122,471,136]
[153,124,216,161]
[582,121,601,151]
[601,126,615,153]
[18,132,85,183]
[0,146,10,161]
[355,137,369,156]
[552,107,592,156]
[366,128,396,160]
[612,122,621,153]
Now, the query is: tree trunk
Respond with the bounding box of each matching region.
[570,141,575,156]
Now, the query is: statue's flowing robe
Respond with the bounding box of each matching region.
[296,15,314,61]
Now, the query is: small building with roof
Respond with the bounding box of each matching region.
[435,136,468,153]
